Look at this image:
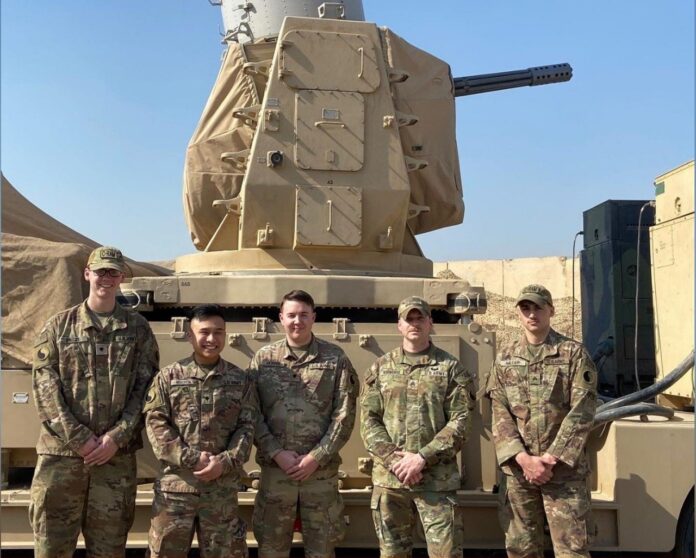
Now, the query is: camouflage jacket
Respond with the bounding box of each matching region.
[486,329,597,480]
[360,343,475,491]
[32,301,159,456]
[144,356,257,493]
[250,336,358,471]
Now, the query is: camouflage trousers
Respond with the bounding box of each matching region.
[370,487,463,558]
[252,466,345,558]
[149,488,247,558]
[29,453,137,558]
[499,474,592,558]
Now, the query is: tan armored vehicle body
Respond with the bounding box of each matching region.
[1,1,693,554]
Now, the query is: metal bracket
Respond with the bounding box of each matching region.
[395,111,419,127]
[220,149,250,168]
[407,204,430,220]
[243,60,271,78]
[332,318,350,340]
[170,317,189,339]
[318,2,346,19]
[232,105,261,126]
[252,317,270,340]
[378,226,394,250]
[228,333,242,347]
[263,109,280,132]
[405,156,428,172]
[359,335,372,348]
[257,223,274,247]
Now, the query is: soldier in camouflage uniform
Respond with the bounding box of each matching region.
[144,304,257,558]
[486,284,597,558]
[361,296,475,558]
[30,246,159,558]
[250,290,359,558]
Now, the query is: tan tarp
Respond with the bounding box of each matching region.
[183,28,463,249]
[183,43,258,251]
[1,175,170,367]
[381,28,464,234]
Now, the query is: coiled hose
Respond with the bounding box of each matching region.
[593,350,694,428]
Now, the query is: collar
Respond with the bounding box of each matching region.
[396,342,437,366]
[281,335,320,365]
[79,300,129,332]
[517,328,562,364]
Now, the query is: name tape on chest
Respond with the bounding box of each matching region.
[171,379,198,387]
[499,357,527,367]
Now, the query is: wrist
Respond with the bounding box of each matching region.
[515,452,529,466]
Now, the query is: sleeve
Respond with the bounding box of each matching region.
[250,354,284,460]
[32,323,95,453]
[144,371,201,470]
[309,355,359,467]
[359,361,400,469]
[106,322,160,448]
[487,361,528,466]
[221,374,258,474]
[418,361,476,466]
[547,347,598,467]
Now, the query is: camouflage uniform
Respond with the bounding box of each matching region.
[361,344,475,558]
[144,355,257,558]
[487,328,597,558]
[250,336,358,558]
[30,300,159,558]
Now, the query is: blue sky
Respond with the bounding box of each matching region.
[2,1,693,263]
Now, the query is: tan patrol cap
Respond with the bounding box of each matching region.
[515,284,553,307]
[87,246,127,273]
[398,296,431,319]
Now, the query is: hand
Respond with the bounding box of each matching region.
[193,454,224,482]
[273,450,300,473]
[286,454,319,481]
[193,451,213,471]
[77,436,99,458]
[540,453,558,468]
[391,451,426,486]
[83,434,119,466]
[515,452,554,485]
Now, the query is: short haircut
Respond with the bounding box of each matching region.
[280,289,315,312]
[189,304,225,323]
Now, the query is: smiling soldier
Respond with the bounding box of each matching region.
[486,284,597,558]
[144,304,257,558]
[30,246,159,558]
[361,296,475,558]
[250,290,359,558]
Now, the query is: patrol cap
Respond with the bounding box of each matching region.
[87,246,127,273]
[515,284,553,307]
[398,296,431,319]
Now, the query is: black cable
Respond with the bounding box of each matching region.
[594,402,675,428]
[598,350,695,412]
[632,201,655,390]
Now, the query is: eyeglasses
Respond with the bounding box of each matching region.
[93,269,123,277]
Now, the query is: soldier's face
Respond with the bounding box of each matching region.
[397,309,432,343]
[84,267,124,298]
[279,300,315,347]
[517,300,554,337]
[188,315,226,365]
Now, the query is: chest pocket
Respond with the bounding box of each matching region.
[544,360,571,407]
[212,379,245,420]
[378,368,407,400]
[170,382,201,424]
[501,365,530,419]
[109,335,136,376]
[57,338,90,382]
[258,364,291,408]
[302,360,336,403]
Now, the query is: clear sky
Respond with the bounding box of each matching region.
[2,1,693,263]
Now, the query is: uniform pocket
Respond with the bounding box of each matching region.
[370,488,384,543]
